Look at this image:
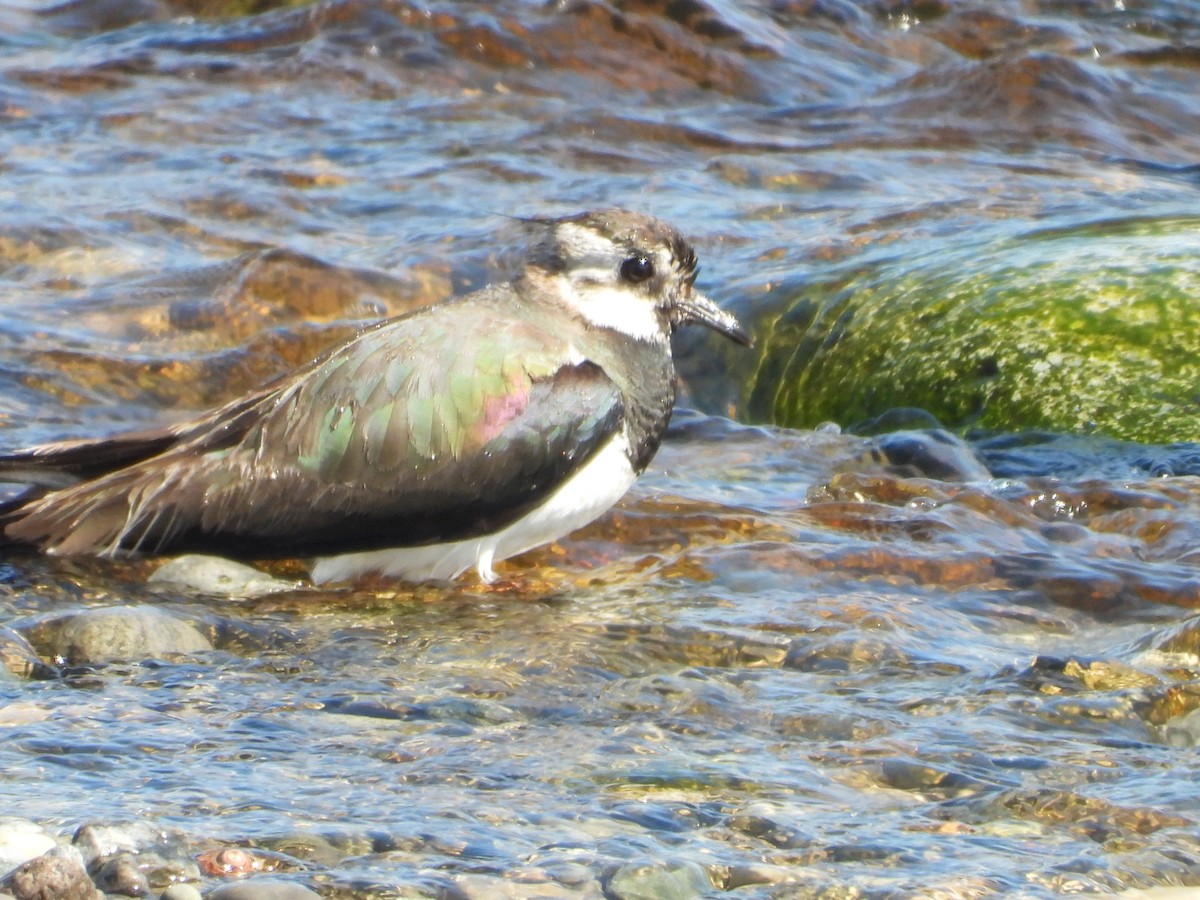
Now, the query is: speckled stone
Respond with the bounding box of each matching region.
[148,555,298,599]
[47,606,212,665]
[1,846,101,900]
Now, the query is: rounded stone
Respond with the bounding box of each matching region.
[205,881,321,900]
[71,823,142,868]
[148,555,297,599]
[606,859,712,900]
[1,846,101,900]
[94,853,149,896]
[159,885,202,900]
[743,223,1200,442]
[50,606,212,665]
[865,429,991,482]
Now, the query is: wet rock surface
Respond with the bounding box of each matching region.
[748,223,1200,442]
[24,606,212,666]
[1,847,100,900]
[205,882,321,900]
[147,555,299,599]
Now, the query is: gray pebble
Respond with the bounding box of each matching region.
[724,863,798,889]
[72,823,142,869]
[139,852,200,891]
[867,428,992,482]
[1162,707,1200,748]
[205,881,321,900]
[606,859,712,900]
[47,606,212,665]
[160,885,202,900]
[94,852,149,896]
[149,555,298,599]
[445,875,582,898]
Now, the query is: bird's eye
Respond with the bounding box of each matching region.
[619,254,655,284]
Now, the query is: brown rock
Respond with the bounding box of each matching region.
[4,849,102,900]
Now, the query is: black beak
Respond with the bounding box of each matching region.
[676,290,752,346]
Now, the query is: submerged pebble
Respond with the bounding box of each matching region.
[195,848,267,877]
[205,881,321,900]
[93,852,149,897]
[29,606,212,665]
[606,859,713,900]
[862,428,992,482]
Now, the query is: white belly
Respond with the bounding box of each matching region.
[310,433,637,585]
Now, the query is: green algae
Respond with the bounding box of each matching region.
[744,217,1200,443]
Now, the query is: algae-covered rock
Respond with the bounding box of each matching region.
[740,217,1200,443]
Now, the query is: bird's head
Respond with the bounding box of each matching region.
[522,208,751,347]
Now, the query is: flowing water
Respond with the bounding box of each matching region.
[3,1,1200,897]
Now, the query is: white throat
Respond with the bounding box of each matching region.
[535,221,674,344]
[553,276,668,344]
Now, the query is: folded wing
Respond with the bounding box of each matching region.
[1,306,624,559]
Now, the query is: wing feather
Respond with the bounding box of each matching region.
[3,295,627,559]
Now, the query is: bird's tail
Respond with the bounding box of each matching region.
[0,426,181,488]
[0,424,187,552]
[0,380,282,555]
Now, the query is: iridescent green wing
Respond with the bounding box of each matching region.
[3,295,627,557]
[272,304,582,476]
[195,300,626,552]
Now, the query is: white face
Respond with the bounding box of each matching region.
[549,222,679,344]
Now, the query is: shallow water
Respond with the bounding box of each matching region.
[4,1,1200,897]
